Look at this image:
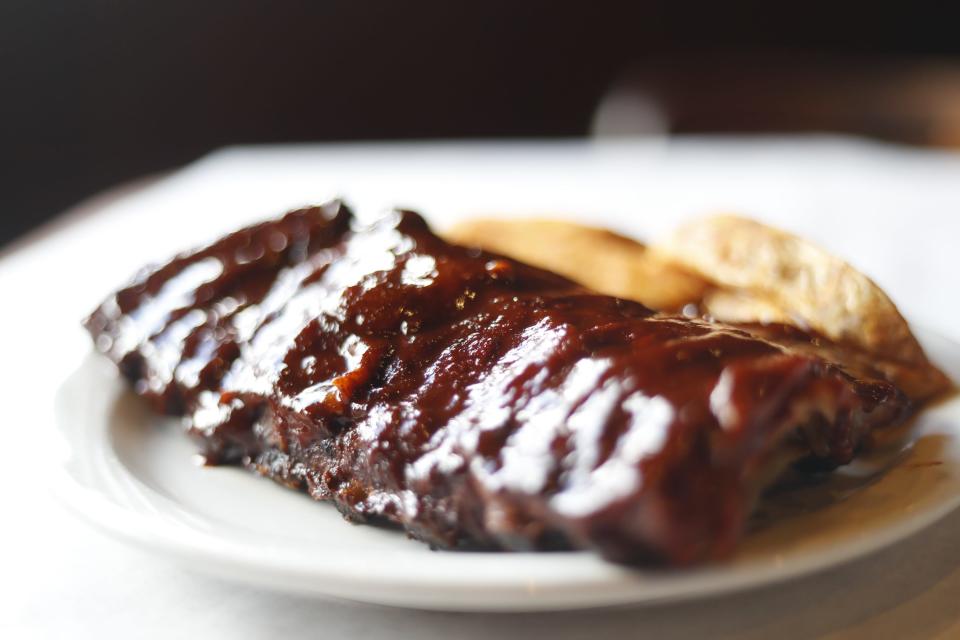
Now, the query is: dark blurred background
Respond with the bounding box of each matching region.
[5,1,960,247]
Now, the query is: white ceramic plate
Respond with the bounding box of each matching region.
[52,330,960,611]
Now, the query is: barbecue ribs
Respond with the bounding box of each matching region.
[85,202,910,564]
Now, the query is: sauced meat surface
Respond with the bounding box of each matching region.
[85,202,909,564]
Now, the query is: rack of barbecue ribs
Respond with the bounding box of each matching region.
[86,201,936,565]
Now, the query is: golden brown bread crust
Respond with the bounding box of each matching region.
[445,215,952,402]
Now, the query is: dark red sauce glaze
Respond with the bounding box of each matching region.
[85,202,909,564]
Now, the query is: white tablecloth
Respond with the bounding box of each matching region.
[4,137,960,639]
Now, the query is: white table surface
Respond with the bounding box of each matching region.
[4,137,960,639]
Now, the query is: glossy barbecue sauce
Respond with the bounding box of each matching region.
[86,202,908,564]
